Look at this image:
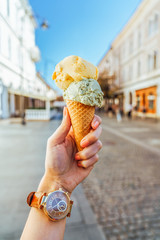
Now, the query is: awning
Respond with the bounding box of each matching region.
[8,88,50,101]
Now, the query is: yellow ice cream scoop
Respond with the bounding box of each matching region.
[52,55,99,90]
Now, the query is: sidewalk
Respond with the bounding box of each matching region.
[65,184,106,240]
[0,120,105,240]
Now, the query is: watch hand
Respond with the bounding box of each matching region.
[52,201,65,211]
[52,203,58,209]
[57,201,66,212]
[52,199,62,210]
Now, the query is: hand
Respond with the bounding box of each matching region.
[39,107,102,194]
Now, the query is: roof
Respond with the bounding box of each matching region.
[97,47,112,67]
[36,72,56,91]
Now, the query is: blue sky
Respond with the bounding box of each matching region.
[29,0,142,91]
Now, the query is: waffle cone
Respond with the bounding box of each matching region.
[66,100,95,151]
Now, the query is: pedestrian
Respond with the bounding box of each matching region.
[116,106,122,123]
[21,107,102,240]
[142,106,146,119]
[21,112,26,125]
[127,104,133,120]
[108,105,113,118]
[120,106,124,117]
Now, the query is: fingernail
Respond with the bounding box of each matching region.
[81,138,88,147]
[63,107,67,118]
[75,154,80,160]
[78,162,82,167]
[93,120,99,128]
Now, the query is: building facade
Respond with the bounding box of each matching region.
[0,0,56,119]
[98,0,160,118]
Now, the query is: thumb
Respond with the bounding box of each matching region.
[49,107,71,145]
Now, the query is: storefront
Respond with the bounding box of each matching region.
[135,86,157,114]
[0,80,9,119]
[9,92,46,117]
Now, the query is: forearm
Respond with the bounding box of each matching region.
[21,208,66,240]
[21,175,68,240]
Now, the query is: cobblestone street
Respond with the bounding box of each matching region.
[83,115,160,240]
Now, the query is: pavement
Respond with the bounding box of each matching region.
[82,114,160,240]
[65,185,105,240]
[0,119,105,240]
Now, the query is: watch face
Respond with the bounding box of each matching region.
[45,190,70,220]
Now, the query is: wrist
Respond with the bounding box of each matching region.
[37,173,72,197]
[27,173,74,222]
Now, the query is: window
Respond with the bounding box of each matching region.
[148,20,152,36]
[148,51,158,72]
[148,93,155,109]
[129,65,133,80]
[138,29,141,48]
[148,54,153,72]
[18,47,23,68]
[153,51,158,69]
[129,36,133,54]
[8,36,11,59]
[137,61,141,77]
[148,13,159,37]
[121,43,125,60]
[154,14,159,32]
[126,67,128,81]
[136,95,140,109]
[7,0,10,16]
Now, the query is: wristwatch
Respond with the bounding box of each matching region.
[27,188,73,221]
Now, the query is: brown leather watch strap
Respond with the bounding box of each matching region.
[27,192,46,209]
[67,200,74,217]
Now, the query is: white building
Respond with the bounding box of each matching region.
[0,0,57,119]
[98,0,160,118]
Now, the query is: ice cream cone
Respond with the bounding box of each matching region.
[66,100,95,151]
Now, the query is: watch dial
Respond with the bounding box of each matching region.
[45,190,70,220]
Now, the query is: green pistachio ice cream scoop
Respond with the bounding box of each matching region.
[63,79,103,108]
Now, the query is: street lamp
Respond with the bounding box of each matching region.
[41,20,49,30]
[33,14,49,30]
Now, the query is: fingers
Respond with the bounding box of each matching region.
[80,115,102,148]
[48,107,71,146]
[75,139,102,168]
[75,114,102,168]
[91,115,102,129]
[80,125,102,148]
[75,140,102,160]
[78,154,99,168]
